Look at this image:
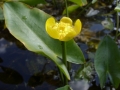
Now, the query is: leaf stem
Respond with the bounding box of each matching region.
[115,1,120,40]
[64,0,69,17]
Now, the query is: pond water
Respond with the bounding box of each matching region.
[0,26,59,90]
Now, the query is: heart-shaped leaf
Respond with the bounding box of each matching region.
[95,35,120,88]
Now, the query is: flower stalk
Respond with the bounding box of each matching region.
[61,41,68,85]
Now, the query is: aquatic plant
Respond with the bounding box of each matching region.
[0,0,120,90]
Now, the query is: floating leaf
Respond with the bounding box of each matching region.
[95,35,120,88]
[3,2,85,80]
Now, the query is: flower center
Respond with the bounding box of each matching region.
[58,22,73,39]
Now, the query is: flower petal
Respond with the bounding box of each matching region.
[74,19,82,34]
[46,17,59,39]
[59,30,76,41]
[46,17,55,29]
[60,17,72,25]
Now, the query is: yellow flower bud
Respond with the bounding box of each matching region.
[45,17,82,41]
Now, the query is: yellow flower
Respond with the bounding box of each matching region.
[45,17,82,41]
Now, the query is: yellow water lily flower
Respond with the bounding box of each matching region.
[45,17,82,41]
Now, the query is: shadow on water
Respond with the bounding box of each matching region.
[27,63,61,87]
[0,65,23,84]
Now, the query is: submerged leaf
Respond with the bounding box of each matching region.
[95,35,120,88]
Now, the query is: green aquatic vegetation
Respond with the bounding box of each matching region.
[63,0,97,15]
[95,36,120,88]
[0,0,120,90]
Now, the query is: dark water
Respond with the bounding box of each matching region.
[0,26,58,90]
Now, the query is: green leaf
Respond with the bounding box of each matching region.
[19,0,46,5]
[95,35,120,88]
[5,0,46,5]
[3,2,85,80]
[63,5,79,15]
[115,4,120,12]
[69,0,87,6]
[56,85,72,90]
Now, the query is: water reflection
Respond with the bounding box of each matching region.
[28,63,61,87]
[0,57,3,63]
[0,27,26,50]
[0,65,23,84]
